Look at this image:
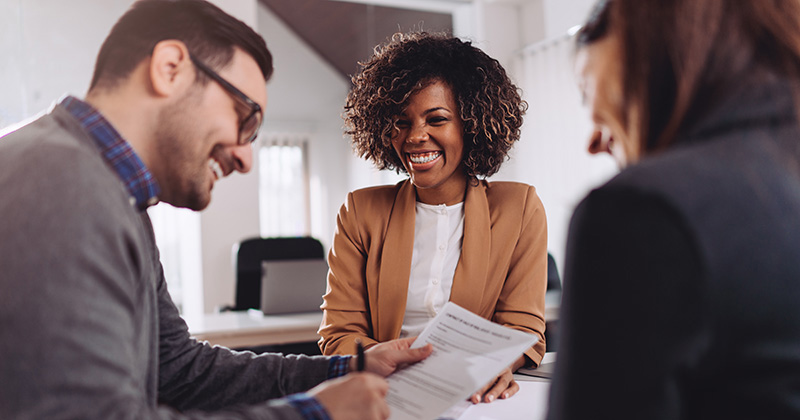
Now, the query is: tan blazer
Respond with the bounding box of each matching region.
[318,179,548,365]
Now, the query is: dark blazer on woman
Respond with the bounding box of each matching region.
[549,73,800,419]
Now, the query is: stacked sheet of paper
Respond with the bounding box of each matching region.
[385,302,538,420]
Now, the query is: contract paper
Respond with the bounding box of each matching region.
[386,302,538,420]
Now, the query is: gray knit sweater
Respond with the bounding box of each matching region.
[0,103,332,419]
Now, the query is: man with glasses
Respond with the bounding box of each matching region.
[0,1,431,419]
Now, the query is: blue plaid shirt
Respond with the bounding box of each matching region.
[61,96,160,211]
[287,356,352,420]
[63,95,353,420]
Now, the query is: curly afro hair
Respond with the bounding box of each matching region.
[344,32,527,178]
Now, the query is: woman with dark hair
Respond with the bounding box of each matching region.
[318,32,548,403]
[549,0,800,418]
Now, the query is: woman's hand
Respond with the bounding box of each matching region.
[470,367,518,403]
[469,355,527,403]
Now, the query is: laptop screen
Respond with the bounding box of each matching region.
[259,258,329,315]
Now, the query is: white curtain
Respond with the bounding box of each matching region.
[502,33,617,274]
[148,203,203,317]
[258,136,311,238]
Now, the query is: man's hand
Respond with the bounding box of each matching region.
[308,373,389,420]
[349,336,433,377]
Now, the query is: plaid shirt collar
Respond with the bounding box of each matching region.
[61,96,160,211]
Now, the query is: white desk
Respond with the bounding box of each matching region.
[441,353,555,420]
[187,310,556,419]
[186,292,560,350]
[452,380,550,420]
[185,311,323,349]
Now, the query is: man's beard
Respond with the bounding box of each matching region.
[152,86,211,211]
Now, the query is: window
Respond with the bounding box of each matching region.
[258,136,311,237]
[148,203,203,317]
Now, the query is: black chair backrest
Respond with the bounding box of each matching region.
[234,237,325,311]
[547,253,562,291]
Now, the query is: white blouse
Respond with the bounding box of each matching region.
[399,201,465,338]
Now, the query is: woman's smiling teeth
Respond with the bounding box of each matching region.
[209,158,224,180]
[408,151,441,164]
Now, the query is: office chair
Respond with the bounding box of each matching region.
[232,236,325,311]
[547,252,562,291]
[226,236,326,356]
[545,252,562,352]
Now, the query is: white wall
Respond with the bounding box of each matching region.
[520,0,546,46]
[256,4,352,253]
[0,0,133,126]
[197,0,260,314]
[201,3,352,313]
[448,0,616,272]
[542,0,597,39]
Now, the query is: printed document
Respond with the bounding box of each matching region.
[386,302,538,420]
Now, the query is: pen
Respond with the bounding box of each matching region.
[356,340,365,372]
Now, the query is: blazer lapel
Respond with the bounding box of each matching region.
[376,180,416,341]
[450,180,491,311]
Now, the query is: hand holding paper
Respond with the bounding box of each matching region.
[313,338,433,420]
[470,366,519,403]
[353,336,434,377]
[385,302,538,420]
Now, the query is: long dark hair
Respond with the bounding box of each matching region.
[578,0,800,154]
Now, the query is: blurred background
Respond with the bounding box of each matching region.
[0,0,615,318]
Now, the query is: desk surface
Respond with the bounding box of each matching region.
[452,380,550,420]
[185,311,323,349]
[187,292,560,349]
[186,310,555,419]
[440,353,554,420]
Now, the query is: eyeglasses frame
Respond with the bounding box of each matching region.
[189,54,263,145]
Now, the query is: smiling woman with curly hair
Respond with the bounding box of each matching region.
[319,32,548,405]
[345,32,526,178]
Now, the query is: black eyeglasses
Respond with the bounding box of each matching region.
[190,54,263,145]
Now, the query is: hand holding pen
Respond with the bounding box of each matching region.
[312,337,433,420]
[348,336,433,376]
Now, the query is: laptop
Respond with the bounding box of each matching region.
[517,360,556,379]
[259,258,329,315]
